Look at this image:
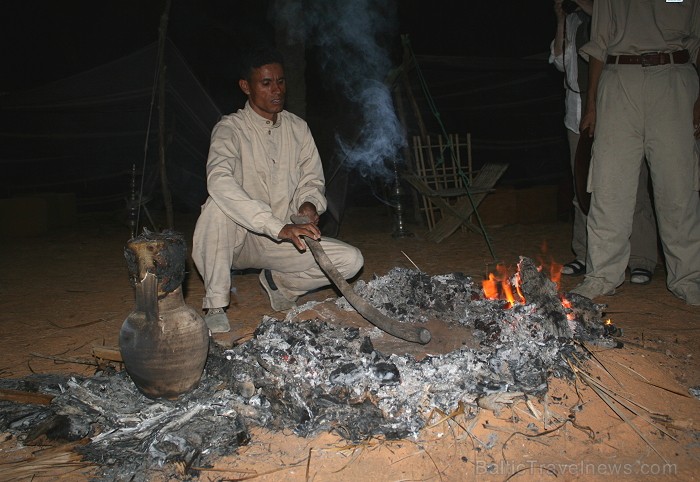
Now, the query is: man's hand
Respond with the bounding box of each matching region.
[297,202,320,225]
[278,223,321,252]
[283,203,320,250]
[580,110,596,137]
[580,57,603,137]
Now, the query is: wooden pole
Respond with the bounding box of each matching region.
[158,0,174,229]
[400,35,428,141]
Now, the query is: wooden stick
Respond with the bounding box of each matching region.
[0,389,54,405]
[401,250,421,271]
[30,352,98,367]
[292,215,431,344]
[91,346,123,363]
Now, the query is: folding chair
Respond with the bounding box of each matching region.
[403,133,508,243]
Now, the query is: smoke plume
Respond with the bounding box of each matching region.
[275,0,404,180]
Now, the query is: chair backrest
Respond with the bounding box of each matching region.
[411,133,473,229]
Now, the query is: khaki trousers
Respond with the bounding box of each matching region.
[567,129,658,272]
[192,202,364,309]
[585,62,700,303]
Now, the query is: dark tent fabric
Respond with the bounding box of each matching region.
[0,38,570,229]
[0,39,221,212]
[401,54,568,184]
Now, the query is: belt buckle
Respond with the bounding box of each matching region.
[640,52,658,67]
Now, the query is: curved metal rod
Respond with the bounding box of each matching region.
[291,215,431,344]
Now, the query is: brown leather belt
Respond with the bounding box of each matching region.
[606,49,690,67]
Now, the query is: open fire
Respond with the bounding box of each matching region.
[481,257,583,326]
[0,257,618,481]
[482,255,563,305]
[482,263,526,306]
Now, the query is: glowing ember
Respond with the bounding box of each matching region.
[561,296,576,321]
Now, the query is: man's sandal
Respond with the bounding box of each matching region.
[561,260,585,276]
[630,268,652,285]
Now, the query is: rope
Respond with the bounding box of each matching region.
[403,35,498,260]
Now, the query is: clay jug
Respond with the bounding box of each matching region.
[120,230,209,399]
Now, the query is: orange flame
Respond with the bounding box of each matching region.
[549,262,562,291]
[482,243,580,316]
[537,241,563,291]
[514,272,525,302]
[482,263,525,308]
[482,273,500,300]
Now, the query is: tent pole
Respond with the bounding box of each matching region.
[158,0,174,229]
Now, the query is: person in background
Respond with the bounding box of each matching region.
[192,47,364,333]
[571,0,700,305]
[549,0,658,285]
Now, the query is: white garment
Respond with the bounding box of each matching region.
[549,11,585,134]
[192,102,363,309]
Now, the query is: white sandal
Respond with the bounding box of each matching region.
[561,260,585,276]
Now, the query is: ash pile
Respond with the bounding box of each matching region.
[0,257,615,480]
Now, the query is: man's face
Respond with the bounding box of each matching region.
[239,63,286,121]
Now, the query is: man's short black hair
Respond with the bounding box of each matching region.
[239,47,285,81]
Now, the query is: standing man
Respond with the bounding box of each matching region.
[549,0,659,285]
[571,0,700,305]
[192,47,364,333]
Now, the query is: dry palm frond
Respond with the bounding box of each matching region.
[578,342,623,386]
[192,466,257,475]
[565,357,673,464]
[330,444,365,474]
[381,437,447,482]
[499,415,594,466]
[208,457,307,481]
[576,350,689,398]
[525,395,541,420]
[542,392,552,429]
[426,402,486,448]
[512,405,539,424]
[611,359,650,381]
[422,444,445,482]
[569,359,676,437]
[389,448,426,466]
[426,401,467,429]
[305,446,312,481]
[628,377,690,398]
[505,464,557,481]
[401,250,421,271]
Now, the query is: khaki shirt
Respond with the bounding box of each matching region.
[580,0,700,62]
[204,101,327,239]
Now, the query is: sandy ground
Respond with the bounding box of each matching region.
[1,205,699,481]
